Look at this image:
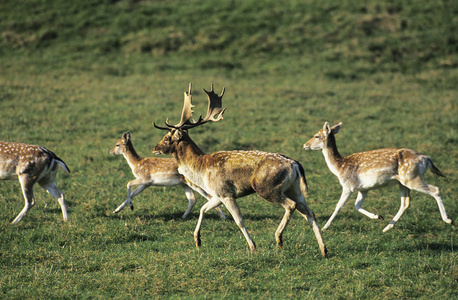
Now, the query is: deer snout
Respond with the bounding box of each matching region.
[303,142,321,151]
[303,143,312,150]
[152,143,168,155]
[152,145,162,155]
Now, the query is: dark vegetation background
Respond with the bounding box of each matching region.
[0,0,456,298]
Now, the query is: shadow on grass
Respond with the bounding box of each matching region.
[109,230,162,249]
[43,207,67,215]
[146,212,227,221]
[390,239,456,253]
[107,211,230,222]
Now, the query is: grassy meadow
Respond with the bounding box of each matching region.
[0,0,457,298]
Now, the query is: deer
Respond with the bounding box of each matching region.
[152,83,327,257]
[110,131,226,220]
[303,121,455,232]
[0,141,70,223]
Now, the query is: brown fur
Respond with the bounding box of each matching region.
[303,122,454,232]
[154,128,327,256]
[0,141,69,223]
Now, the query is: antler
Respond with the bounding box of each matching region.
[153,83,195,131]
[153,83,226,131]
[181,84,226,130]
[168,83,195,128]
[202,84,226,123]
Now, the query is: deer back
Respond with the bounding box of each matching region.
[135,157,183,183]
[176,147,298,198]
[0,141,66,180]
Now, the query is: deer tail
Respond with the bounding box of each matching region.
[296,162,308,196]
[41,146,71,175]
[427,157,445,178]
[56,158,71,175]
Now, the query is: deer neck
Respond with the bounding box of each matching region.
[172,135,207,175]
[123,142,142,168]
[322,133,344,177]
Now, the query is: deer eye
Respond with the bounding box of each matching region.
[315,135,320,139]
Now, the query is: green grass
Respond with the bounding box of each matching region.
[0,0,457,298]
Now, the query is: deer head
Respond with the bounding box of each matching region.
[152,83,226,155]
[303,122,342,151]
[110,131,132,156]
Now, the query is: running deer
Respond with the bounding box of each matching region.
[110,131,225,219]
[152,84,327,257]
[303,122,455,232]
[0,141,70,223]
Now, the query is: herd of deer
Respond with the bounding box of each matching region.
[1,83,454,257]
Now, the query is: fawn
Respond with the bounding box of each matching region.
[0,141,70,223]
[110,131,225,219]
[303,122,455,232]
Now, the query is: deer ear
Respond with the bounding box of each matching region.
[172,129,183,141]
[323,122,331,134]
[331,122,342,134]
[122,131,131,142]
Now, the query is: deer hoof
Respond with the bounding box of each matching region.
[378,215,384,220]
[194,233,201,248]
[322,246,328,258]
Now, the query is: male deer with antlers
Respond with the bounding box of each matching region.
[303,122,455,232]
[0,141,70,223]
[152,84,327,257]
[110,131,225,219]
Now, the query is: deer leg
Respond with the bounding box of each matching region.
[355,191,383,220]
[407,179,454,226]
[296,199,328,258]
[383,185,410,232]
[184,180,226,220]
[275,200,296,248]
[113,183,147,213]
[194,196,223,249]
[113,199,129,213]
[323,188,353,230]
[129,184,147,200]
[113,187,133,213]
[40,181,68,221]
[221,197,256,252]
[11,176,35,224]
[126,182,148,211]
[181,184,197,219]
[214,206,226,220]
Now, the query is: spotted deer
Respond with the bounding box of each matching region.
[0,141,70,223]
[152,84,327,257]
[110,131,225,219]
[303,122,455,232]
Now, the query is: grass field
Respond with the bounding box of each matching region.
[0,0,457,298]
